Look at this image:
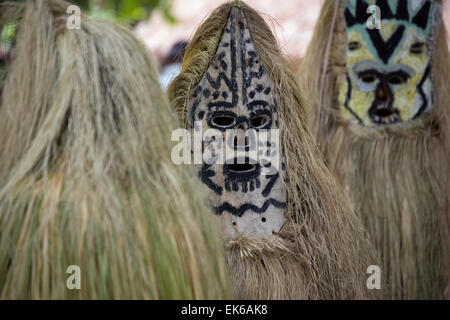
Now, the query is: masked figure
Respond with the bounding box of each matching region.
[0,0,232,299]
[170,1,380,299]
[186,7,287,238]
[299,0,450,299]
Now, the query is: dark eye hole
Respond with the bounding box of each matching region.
[388,75,406,85]
[348,41,361,51]
[250,115,270,128]
[410,41,424,54]
[211,116,235,128]
[361,74,377,83]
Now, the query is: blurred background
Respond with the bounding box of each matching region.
[1,0,450,89]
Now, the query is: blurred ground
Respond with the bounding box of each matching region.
[135,0,450,66]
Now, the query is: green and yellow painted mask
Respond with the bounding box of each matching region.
[339,0,439,126]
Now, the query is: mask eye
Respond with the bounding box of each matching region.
[361,74,377,83]
[388,75,406,85]
[348,41,361,51]
[410,41,424,54]
[210,115,236,128]
[250,115,270,128]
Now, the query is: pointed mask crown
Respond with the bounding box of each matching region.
[189,6,276,125]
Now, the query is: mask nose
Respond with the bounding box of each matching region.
[237,122,247,131]
[375,82,391,104]
[370,79,399,124]
[233,122,249,147]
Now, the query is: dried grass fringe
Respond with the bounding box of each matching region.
[0,0,233,299]
[298,0,450,299]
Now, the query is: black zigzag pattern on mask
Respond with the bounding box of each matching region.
[214,198,286,217]
[345,0,432,30]
[368,26,405,64]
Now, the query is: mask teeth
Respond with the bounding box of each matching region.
[224,177,261,193]
[249,179,255,192]
[242,181,248,193]
[225,178,236,192]
[225,177,232,192]
[224,177,236,192]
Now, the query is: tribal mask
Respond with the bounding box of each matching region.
[187,7,287,238]
[339,0,439,126]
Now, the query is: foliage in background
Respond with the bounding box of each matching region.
[0,0,174,25]
[71,0,175,25]
[0,24,15,50]
[0,23,16,81]
[1,0,175,68]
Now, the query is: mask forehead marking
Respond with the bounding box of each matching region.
[189,8,276,121]
[238,14,269,110]
[204,9,239,110]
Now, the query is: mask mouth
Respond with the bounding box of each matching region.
[226,163,258,173]
[224,158,260,176]
[223,158,261,193]
[369,103,399,125]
